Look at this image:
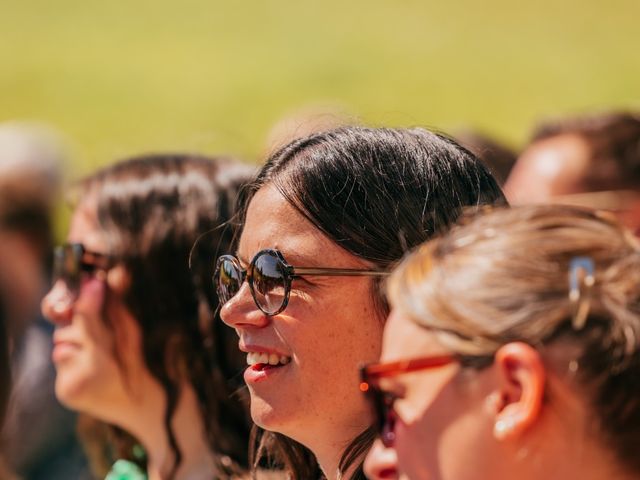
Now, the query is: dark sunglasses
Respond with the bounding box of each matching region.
[214,248,388,316]
[53,243,113,295]
[359,354,460,447]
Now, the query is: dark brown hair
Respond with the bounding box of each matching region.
[389,205,640,475]
[75,154,255,478]
[238,126,506,479]
[454,129,517,186]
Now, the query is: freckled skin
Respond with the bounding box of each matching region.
[221,185,384,455]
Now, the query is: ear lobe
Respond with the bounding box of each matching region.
[491,342,546,441]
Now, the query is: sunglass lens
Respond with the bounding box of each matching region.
[53,244,83,293]
[369,385,396,447]
[381,404,397,447]
[252,251,288,315]
[215,257,243,304]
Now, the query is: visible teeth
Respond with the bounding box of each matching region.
[246,351,291,366]
[247,352,256,365]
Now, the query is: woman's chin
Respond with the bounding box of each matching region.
[54,370,98,412]
[249,397,292,433]
[54,377,84,410]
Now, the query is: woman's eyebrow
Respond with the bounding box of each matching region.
[284,247,345,267]
[282,253,313,266]
[235,248,325,269]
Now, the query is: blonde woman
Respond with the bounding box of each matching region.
[363,205,640,480]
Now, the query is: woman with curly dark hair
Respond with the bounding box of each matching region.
[42,154,255,479]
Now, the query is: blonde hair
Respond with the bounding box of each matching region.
[388,204,640,472]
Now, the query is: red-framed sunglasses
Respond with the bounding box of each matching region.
[360,354,493,447]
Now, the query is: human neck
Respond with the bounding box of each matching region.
[507,408,633,480]
[305,427,365,480]
[112,379,216,480]
[523,372,636,480]
[514,447,633,480]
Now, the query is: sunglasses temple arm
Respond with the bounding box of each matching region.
[362,355,459,379]
[292,267,388,277]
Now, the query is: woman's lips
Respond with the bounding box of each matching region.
[52,341,81,363]
[244,361,289,384]
[239,342,292,384]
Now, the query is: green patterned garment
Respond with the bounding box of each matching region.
[105,460,147,480]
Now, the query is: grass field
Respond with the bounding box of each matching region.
[1,0,639,174]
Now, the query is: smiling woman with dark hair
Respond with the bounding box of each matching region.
[215,126,506,479]
[41,154,255,480]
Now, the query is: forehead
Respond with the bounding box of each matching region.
[239,184,362,267]
[380,309,446,362]
[520,135,591,194]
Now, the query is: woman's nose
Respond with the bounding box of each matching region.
[41,280,74,326]
[364,438,399,480]
[219,282,270,329]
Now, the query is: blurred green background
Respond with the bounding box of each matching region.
[1,0,639,174]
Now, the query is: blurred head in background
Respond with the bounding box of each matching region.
[504,112,640,233]
[263,103,355,157]
[0,122,63,340]
[0,297,11,479]
[364,205,640,480]
[41,154,255,479]
[0,122,91,480]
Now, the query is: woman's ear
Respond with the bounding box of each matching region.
[488,342,546,441]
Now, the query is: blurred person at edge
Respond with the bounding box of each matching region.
[504,112,640,234]
[364,205,640,480]
[216,126,506,480]
[1,297,16,478]
[0,123,92,479]
[41,154,255,480]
